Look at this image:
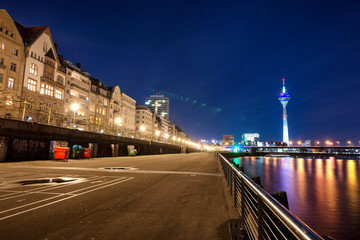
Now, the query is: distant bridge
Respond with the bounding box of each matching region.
[244,146,360,158]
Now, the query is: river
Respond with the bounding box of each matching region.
[232,156,360,240]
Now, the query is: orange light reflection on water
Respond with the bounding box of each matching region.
[347,160,358,206]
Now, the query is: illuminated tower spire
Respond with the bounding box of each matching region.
[279,78,290,145]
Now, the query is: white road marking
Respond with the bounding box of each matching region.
[0,177,133,221]
[0,177,125,214]
[12,166,221,177]
[0,176,104,201]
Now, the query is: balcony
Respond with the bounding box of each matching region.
[70,83,89,93]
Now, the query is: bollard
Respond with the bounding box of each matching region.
[271,191,289,210]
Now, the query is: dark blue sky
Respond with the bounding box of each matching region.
[4,1,360,142]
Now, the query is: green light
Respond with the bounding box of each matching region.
[233,158,240,165]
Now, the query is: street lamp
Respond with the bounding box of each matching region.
[163,133,169,143]
[71,103,79,129]
[140,125,145,139]
[115,117,122,135]
[155,130,161,142]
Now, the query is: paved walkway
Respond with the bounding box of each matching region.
[0,153,239,240]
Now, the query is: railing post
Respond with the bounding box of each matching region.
[257,195,265,239]
[240,177,245,231]
[233,176,237,207]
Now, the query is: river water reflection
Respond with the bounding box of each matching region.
[232,156,360,240]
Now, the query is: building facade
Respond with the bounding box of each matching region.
[0,10,25,120]
[63,60,91,130]
[145,93,169,120]
[108,86,122,135]
[135,105,153,139]
[16,22,66,126]
[222,135,234,145]
[89,78,110,133]
[121,92,136,137]
[241,133,259,146]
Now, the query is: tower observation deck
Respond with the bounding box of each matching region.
[279,78,290,145]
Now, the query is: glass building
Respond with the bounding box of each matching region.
[145,93,170,120]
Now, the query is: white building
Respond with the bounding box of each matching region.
[63,60,91,130]
[135,105,153,139]
[121,92,136,137]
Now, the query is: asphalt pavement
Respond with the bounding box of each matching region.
[0,153,236,240]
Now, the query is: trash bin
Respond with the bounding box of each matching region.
[54,147,69,161]
[71,145,82,159]
[129,149,137,156]
[127,145,137,156]
[82,148,91,159]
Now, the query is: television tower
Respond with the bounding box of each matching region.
[279,78,290,145]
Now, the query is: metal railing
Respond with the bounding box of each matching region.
[218,153,323,240]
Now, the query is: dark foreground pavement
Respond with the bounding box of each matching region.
[0,153,235,240]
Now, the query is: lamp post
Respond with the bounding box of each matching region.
[115,117,122,135]
[71,103,79,129]
[164,133,169,143]
[155,130,161,142]
[140,125,145,139]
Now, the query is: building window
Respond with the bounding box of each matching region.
[40,84,54,96]
[0,42,4,50]
[0,73,3,83]
[12,48,18,56]
[55,89,63,100]
[5,96,13,106]
[29,63,38,76]
[7,78,14,89]
[43,42,48,52]
[56,75,64,85]
[27,79,37,92]
[104,99,108,107]
[10,63,16,72]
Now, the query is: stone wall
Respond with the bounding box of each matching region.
[0,118,195,161]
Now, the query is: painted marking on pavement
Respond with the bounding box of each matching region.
[12,166,221,177]
[0,177,133,221]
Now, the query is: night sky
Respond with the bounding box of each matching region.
[4,1,360,143]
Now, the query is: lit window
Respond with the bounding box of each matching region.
[0,42,4,50]
[102,109,105,115]
[29,63,38,76]
[27,78,36,91]
[45,85,54,96]
[55,89,63,100]
[104,99,108,106]
[70,90,76,96]
[5,96,12,106]
[7,78,14,89]
[40,84,54,96]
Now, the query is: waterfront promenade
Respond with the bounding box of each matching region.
[0,153,238,240]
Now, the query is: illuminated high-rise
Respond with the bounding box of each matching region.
[145,93,169,120]
[279,78,290,145]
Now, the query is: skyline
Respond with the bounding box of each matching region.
[3,1,360,142]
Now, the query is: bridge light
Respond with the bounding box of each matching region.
[297,141,302,146]
[289,141,293,146]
